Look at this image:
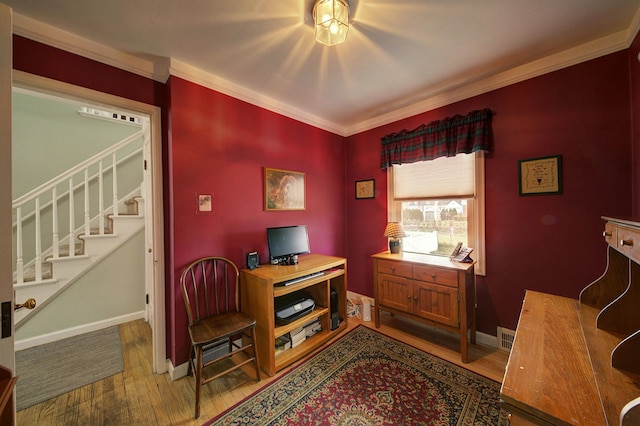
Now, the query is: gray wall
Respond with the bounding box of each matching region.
[15,230,146,339]
[13,90,146,340]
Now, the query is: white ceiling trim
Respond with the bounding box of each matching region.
[12,14,163,82]
[168,59,348,136]
[347,26,637,136]
[12,10,640,138]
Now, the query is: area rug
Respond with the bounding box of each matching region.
[207,325,508,425]
[15,326,124,411]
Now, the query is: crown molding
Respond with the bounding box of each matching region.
[346,24,639,136]
[11,11,640,137]
[12,14,166,82]
[167,59,348,136]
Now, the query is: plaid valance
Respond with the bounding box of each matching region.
[380,108,494,169]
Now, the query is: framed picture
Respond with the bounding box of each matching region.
[196,193,212,214]
[518,155,563,196]
[264,167,306,211]
[355,179,375,199]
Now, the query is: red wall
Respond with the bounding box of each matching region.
[14,34,637,365]
[13,36,165,108]
[346,51,632,333]
[631,31,640,217]
[165,77,346,363]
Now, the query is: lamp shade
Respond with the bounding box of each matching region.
[314,0,349,46]
[384,222,407,239]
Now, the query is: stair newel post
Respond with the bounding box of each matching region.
[68,177,75,257]
[52,186,59,258]
[98,160,105,235]
[16,206,24,284]
[34,197,42,282]
[112,152,118,217]
[84,168,90,238]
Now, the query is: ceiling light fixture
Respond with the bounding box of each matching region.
[313,0,350,47]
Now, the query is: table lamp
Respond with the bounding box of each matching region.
[384,222,407,254]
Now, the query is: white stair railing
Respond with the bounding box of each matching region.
[12,128,145,285]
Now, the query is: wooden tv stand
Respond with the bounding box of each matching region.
[240,254,347,376]
[501,216,640,425]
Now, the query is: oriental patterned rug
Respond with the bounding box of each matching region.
[207,326,508,425]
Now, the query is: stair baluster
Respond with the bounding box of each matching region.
[112,153,118,218]
[68,177,75,258]
[15,206,23,284]
[34,197,42,282]
[52,186,59,258]
[98,160,104,235]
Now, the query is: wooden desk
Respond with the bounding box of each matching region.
[501,217,640,425]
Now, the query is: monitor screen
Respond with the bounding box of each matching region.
[266,225,310,261]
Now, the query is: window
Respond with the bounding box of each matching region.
[388,152,486,275]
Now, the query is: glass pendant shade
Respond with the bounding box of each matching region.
[314,0,349,46]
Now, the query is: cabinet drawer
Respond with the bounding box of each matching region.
[413,265,458,287]
[377,260,412,278]
[603,222,616,246]
[617,226,640,263]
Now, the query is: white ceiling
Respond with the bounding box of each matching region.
[5,0,640,135]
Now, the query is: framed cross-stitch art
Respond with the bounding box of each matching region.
[518,155,563,196]
[355,179,375,199]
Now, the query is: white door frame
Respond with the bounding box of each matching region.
[12,70,167,374]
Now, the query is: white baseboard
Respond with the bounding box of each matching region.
[169,360,189,380]
[15,310,145,351]
[347,291,498,349]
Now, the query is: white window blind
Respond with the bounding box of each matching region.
[393,153,475,200]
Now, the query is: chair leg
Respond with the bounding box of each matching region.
[250,327,261,382]
[194,347,203,419]
[187,344,195,377]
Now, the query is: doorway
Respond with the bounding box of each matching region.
[12,70,166,374]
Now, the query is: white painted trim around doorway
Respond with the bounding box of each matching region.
[12,70,167,374]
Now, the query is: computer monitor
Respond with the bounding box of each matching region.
[266,225,310,264]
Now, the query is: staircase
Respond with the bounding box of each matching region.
[12,128,146,326]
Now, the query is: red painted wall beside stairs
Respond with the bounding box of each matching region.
[14,30,639,367]
[165,76,346,363]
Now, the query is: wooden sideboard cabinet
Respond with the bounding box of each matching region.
[501,216,640,425]
[372,251,476,363]
[240,253,347,376]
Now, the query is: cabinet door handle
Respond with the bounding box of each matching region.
[413,297,418,301]
[620,239,634,247]
[391,267,396,273]
[430,274,436,279]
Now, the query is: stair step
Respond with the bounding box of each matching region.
[124,196,142,215]
[14,277,57,289]
[14,193,145,325]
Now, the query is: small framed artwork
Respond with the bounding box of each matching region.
[196,193,213,214]
[355,179,375,199]
[518,155,563,196]
[264,167,306,211]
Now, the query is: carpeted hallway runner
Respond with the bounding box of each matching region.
[208,325,508,425]
[15,326,124,411]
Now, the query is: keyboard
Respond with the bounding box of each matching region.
[279,271,324,287]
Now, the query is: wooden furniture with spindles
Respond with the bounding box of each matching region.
[372,251,476,363]
[500,216,640,425]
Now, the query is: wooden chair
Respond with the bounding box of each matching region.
[180,256,261,419]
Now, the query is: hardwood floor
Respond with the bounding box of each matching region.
[17,312,508,425]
